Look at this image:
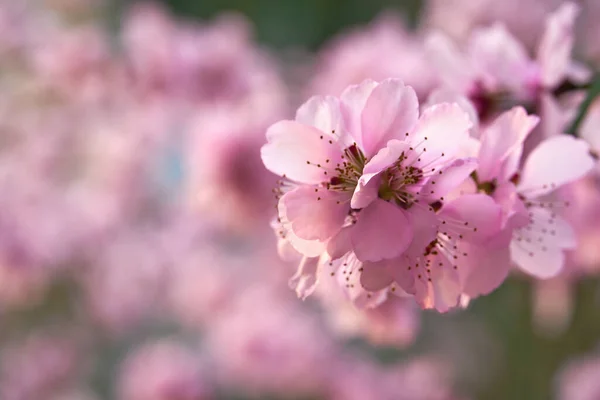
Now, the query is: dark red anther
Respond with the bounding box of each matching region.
[509,173,520,185]
[348,144,360,159]
[329,176,343,185]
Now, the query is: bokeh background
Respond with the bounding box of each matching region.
[1,1,600,400]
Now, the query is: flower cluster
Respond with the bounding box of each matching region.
[264,1,599,313]
[264,77,594,312]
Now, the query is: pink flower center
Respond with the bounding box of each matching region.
[377,151,424,209]
[326,143,366,193]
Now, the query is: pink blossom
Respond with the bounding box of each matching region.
[79,228,167,335]
[0,332,83,400]
[122,4,286,110]
[264,79,473,263]
[117,340,212,400]
[577,0,600,65]
[358,192,504,311]
[426,2,583,124]
[205,286,334,397]
[29,24,111,100]
[264,79,487,310]
[509,135,594,277]
[580,98,600,167]
[558,177,600,274]
[423,0,563,50]
[319,275,421,347]
[556,348,600,400]
[470,106,594,279]
[309,13,437,100]
[327,356,460,400]
[182,104,283,233]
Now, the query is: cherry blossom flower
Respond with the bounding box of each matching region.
[357,192,504,312]
[426,2,584,124]
[264,79,473,262]
[470,106,594,279]
[423,0,563,50]
[264,79,490,310]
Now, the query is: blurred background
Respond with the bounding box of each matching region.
[0,0,599,399]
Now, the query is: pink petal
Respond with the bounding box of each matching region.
[327,227,352,260]
[469,24,533,92]
[361,139,412,176]
[339,79,378,148]
[566,60,593,84]
[351,199,413,262]
[580,99,600,152]
[296,95,345,136]
[406,205,440,251]
[351,140,411,209]
[414,261,461,313]
[276,237,300,261]
[493,182,526,228]
[478,107,539,182]
[288,256,320,300]
[286,233,328,258]
[333,253,386,309]
[510,235,565,279]
[439,194,503,242]
[426,88,479,131]
[425,32,475,93]
[537,2,580,88]
[279,186,348,241]
[273,216,327,258]
[409,103,472,168]
[360,260,394,292]
[459,229,512,298]
[360,79,419,157]
[387,259,416,296]
[262,120,342,184]
[510,206,576,279]
[525,206,576,250]
[539,93,573,141]
[518,135,594,198]
[420,157,478,201]
[350,170,381,210]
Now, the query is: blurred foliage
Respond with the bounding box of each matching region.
[156,0,422,49]
[568,75,600,135]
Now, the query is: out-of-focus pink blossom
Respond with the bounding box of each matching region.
[79,228,167,334]
[559,177,600,274]
[556,348,600,400]
[122,3,287,112]
[580,98,600,165]
[206,286,334,397]
[327,356,461,400]
[0,332,83,400]
[183,104,281,232]
[117,340,212,400]
[309,14,437,100]
[426,2,583,126]
[319,273,421,347]
[29,25,111,99]
[423,0,563,50]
